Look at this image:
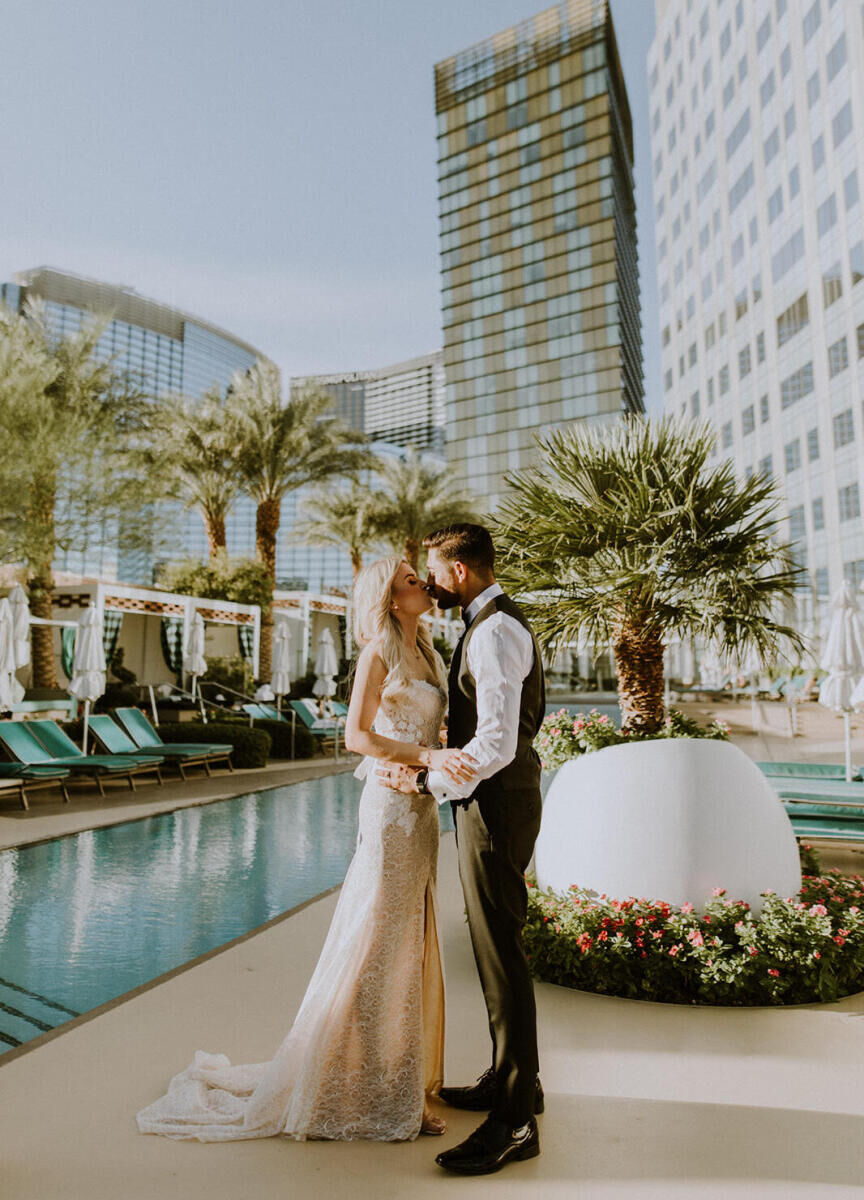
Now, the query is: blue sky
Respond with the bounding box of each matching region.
[0,0,658,409]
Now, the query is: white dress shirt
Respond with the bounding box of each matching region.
[428,583,535,805]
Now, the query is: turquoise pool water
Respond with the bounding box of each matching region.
[0,774,455,1055]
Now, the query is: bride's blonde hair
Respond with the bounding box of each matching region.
[352,556,447,692]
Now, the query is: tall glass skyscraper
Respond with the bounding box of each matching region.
[649,0,864,623]
[2,267,269,582]
[434,0,643,510]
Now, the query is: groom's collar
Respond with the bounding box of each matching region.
[462,582,504,628]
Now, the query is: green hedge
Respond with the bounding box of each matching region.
[247,718,317,760]
[156,721,270,768]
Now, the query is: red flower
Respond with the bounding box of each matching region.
[768,969,780,977]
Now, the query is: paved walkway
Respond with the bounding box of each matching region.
[3,704,864,1197]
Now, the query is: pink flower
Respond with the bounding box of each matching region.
[809,904,828,916]
[668,944,682,956]
[813,951,821,959]
[768,969,780,977]
[834,935,846,946]
[687,930,705,946]
[712,887,726,897]
[849,907,860,915]
[680,902,694,913]
[553,923,561,933]
[748,946,758,957]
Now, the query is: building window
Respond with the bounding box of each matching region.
[764,128,780,164]
[823,263,843,307]
[720,22,731,56]
[858,323,864,359]
[845,170,860,210]
[808,427,820,461]
[780,44,791,77]
[664,368,674,391]
[729,163,754,212]
[789,506,806,540]
[777,293,809,347]
[828,336,849,377]
[785,439,801,473]
[719,365,730,395]
[814,566,829,595]
[789,165,800,198]
[742,404,755,435]
[691,391,700,418]
[756,332,765,363]
[688,342,697,367]
[812,498,825,530]
[803,1,821,44]
[807,71,820,108]
[722,421,733,449]
[827,33,847,82]
[726,109,751,160]
[759,454,773,477]
[760,395,770,424]
[723,77,735,109]
[780,362,814,408]
[739,345,752,377]
[784,104,796,139]
[772,227,805,283]
[833,101,853,148]
[757,14,772,51]
[839,483,861,522]
[852,242,864,287]
[813,135,825,171]
[817,194,838,237]
[768,186,783,223]
[760,70,775,109]
[833,408,854,447]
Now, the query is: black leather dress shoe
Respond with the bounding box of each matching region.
[438,1068,545,1114]
[435,1115,540,1175]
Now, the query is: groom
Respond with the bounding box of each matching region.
[378,523,545,1175]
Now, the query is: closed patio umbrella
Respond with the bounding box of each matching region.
[271,623,292,715]
[69,607,106,754]
[0,599,23,710]
[8,584,30,671]
[313,628,339,701]
[822,582,864,781]
[183,612,207,701]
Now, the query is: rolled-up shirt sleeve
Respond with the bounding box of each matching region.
[428,613,534,805]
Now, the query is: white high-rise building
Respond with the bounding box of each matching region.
[648,0,864,623]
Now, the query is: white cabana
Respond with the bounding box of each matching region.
[822,582,864,780]
[68,607,106,754]
[183,612,207,700]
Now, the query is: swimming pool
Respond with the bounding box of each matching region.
[0,774,455,1056]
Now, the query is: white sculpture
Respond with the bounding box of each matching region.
[536,739,801,916]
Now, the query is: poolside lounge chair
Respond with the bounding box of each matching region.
[89,715,220,780]
[0,762,71,809]
[113,708,233,776]
[26,720,164,789]
[758,762,861,781]
[241,703,286,723]
[0,722,146,797]
[289,699,342,754]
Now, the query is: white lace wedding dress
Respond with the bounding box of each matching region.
[136,677,446,1143]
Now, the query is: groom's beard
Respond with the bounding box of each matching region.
[430,587,461,611]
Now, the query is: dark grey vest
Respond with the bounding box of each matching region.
[447,593,545,796]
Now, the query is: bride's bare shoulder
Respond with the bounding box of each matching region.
[355,641,388,679]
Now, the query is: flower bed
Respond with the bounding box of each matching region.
[525,858,864,1005]
[536,707,729,771]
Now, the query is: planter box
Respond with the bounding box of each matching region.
[536,739,801,915]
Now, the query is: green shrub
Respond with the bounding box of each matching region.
[249,718,316,760]
[157,720,270,768]
[525,869,864,1006]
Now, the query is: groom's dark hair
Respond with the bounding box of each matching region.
[423,523,495,572]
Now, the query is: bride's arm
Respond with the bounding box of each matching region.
[343,647,474,783]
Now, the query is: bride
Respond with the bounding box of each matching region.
[136,557,474,1143]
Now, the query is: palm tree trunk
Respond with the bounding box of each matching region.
[351,549,363,580]
[255,496,280,680]
[404,537,420,571]
[29,568,57,689]
[613,619,665,734]
[205,510,227,558]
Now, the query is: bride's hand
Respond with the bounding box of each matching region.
[424,747,476,785]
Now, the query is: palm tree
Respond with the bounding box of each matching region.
[293,480,383,580]
[150,388,238,558]
[228,363,369,677]
[0,304,155,687]
[369,449,477,571]
[493,418,804,733]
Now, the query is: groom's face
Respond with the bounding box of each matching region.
[425,548,465,610]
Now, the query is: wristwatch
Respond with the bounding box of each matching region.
[415,767,431,794]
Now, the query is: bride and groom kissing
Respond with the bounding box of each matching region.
[137,523,546,1177]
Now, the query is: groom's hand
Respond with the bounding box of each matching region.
[376,763,421,793]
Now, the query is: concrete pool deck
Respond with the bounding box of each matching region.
[3,702,864,1196]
